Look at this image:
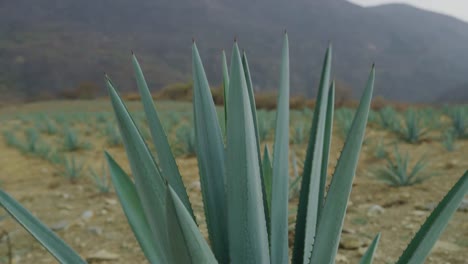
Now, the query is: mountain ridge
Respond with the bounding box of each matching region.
[0,0,467,102]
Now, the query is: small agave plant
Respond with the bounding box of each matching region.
[0,34,467,264]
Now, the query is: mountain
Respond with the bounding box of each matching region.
[0,0,467,102]
[437,84,468,103]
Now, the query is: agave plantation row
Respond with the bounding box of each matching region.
[0,99,465,188]
[3,102,467,147]
[0,35,467,264]
[1,103,466,153]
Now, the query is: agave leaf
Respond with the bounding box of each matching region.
[166,186,218,264]
[359,233,381,264]
[262,145,273,213]
[292,45,332,264]
[192,42,229,263]
[0,190,86,264]
[222,50,230,128]
[106,77,171,260]
[132,54,194,218]
[242,52,261,164]
[242,51,270,237]
[226,41,270,263]
[396,170,468,264]
[317,81,335,220]
[270,32,290,264]
[105,152,163,263]
[309,66,375,264]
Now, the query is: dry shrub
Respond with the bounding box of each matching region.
[60,82,101,99]
[122,92,147,101]
[371,96,389,110]
[255,92,278,110]
[211,87,225,105]
[290,96,308,109]
[155,82,193,101]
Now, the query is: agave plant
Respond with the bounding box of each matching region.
[62,127,90,151]
[104,122,123,147]
[378,105,399,131]
[373,139,387,159]
[62,155,85,183]
[23,127,41,154]
[2,130,22,148]
[375,145,434,187]
[397,108,433,143]
[19,128,51,159]
[37,117,58,135]
[446,106,467,138]
[175,123,196,156]
[441,129,456,152]
[0,35,467,264]
[292,122,307,145]
[335,107,355,138]
[89,160,112,194]
[289,152,302,200]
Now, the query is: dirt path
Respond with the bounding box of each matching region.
[0,130,148,264]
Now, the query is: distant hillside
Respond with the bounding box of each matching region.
[1,0,468,102]
[437,84,468,103]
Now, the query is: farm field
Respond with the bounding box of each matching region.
[0,99,467,264]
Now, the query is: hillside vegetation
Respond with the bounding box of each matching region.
[1,0,468,102]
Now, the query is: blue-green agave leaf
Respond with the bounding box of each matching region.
[359,233,381,264]
[105,152,163,263]
[226,41,270,264]
[192,42,229,263]
[396,170,468,264]
[318,81,335,220]
[242,51,270,237]
[106,77,171,260]
[132,54,194,219]
[309,66,375,264]
[222,49,230,128]
[270,32,290,264]
[262,145,273,215]
[166,186,218,264]
[0,190,86,264]
[292,45,332,264]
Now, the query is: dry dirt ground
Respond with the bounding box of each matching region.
[0,100,467,264]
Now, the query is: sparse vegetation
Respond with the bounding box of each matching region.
[62,127,90,151]
[175,123,196,156]
[447,106,467,138]
[257,113,272,142]
[397,108,432,143]
[37,118,58,135]
[3,130,22,149]
[89,161,112,194]
[335,107,354,138]
[8,128,52,159]
[376,145,434,186]
[292,122,306,145]
[62,156,84,182]
[289,152,302,200]
[105,123,122,147]
[373,139,387,159]
[377,106,399,131]
[442,130,456,152]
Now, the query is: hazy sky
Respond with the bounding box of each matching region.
[348,0,468,22]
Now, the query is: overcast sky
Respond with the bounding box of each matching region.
[347,0,468,22]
